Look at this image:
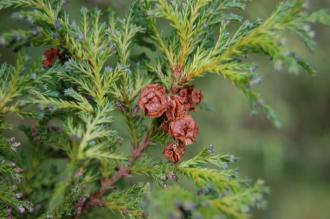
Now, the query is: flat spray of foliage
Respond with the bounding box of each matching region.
[0,0,329,218]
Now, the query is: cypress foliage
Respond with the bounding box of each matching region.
[0,0,329,218]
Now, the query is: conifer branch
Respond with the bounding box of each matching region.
[0,0,329,218]
[75,135,152,217]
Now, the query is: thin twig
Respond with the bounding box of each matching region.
[74,137,151,218]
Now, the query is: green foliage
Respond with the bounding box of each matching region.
[0,136,32,217]
[178,148,268,218]
[141,147,268,219]
[0,58,30,217]
[0,53,32,115]
[104,184,146,218]
[131,156,176,182]
[0,0,329,218]
[0,54,43,216]
[138,0,329,126]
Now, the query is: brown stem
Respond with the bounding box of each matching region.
[95,138,150,199]
[74,137,151,218]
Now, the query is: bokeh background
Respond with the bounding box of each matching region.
[1,0,330,219]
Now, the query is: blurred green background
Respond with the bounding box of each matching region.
[1,0,330,219]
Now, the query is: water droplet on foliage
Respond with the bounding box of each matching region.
[249,78,262,88]
[18,206,25,213]
[77,34,85,41]
[160,175,168,181]
[208,144,215,155]
[31,73,37,80]
[182,202,197,211]
[15,193,23,199]
[105,66,113,72]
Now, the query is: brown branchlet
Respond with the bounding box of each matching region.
[138,84,168,118]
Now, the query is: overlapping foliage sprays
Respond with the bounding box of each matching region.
[0,0,329,218]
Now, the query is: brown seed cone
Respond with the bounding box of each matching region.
[165,95,189,121]
[163,142,186,163]
[176,86,193,108]
[43,48,59,69]
[138,84,168,118]
[191,88,203,105]
[169,115,199,145]
[172,86,203,111]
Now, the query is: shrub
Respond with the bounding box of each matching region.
[0,0,329,218]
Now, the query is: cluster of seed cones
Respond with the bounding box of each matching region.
[138,84,203,163]
[43,47,202,163]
